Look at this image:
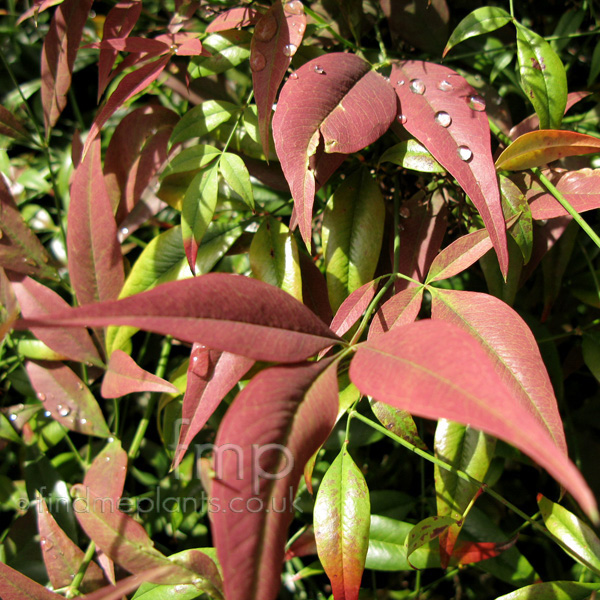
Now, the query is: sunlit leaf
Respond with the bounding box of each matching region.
[405,515,456,569]
[443,6,512,57]
[0,560,62,600]
[391,61,508,276]
[329,280,378,338]
[17,274,341,363]
[219,153,254,209]
[189,30,252,78]
[206,6,260,33]
[41,0,94,132]
[250,216,302,301]
[211,359,339,600]
[350,320,598,521]
[379,139,445,173]
[273,53,397,246]
[322,168,385,313]
[314,446,370,600]
[515,22,567,130]
[368,287,424,339]
[170,101,239,146]
[500,174,533,263]
[495,581,600,600]
[496,130,600,171]
[538,494,600,574]
[370,398,427,451]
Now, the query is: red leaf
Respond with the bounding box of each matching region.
[273,53,397,246]
[330,280,378,338]
[524,168,600,220]
[391,61,508,276]
[171,344,254,470]
[299,252,333,324]
[9,273,101,365]
[37,495,106,592]
[83,55,171,158]
[251,0,307,157]
[101,349,180,398]
[0,560,62,600]
[426,228,493,283]
[92,36,170,55]
[17,0,63,24]
[0,106,29,140]
[431,290,568,454]
[0,177,57,281]
[41,0,94,132]
[206,7,260,33]
[97,1,143,100]
[452,536,518,565]
[211,359,339,600]
[368,286,423,339]
[349,320,598,521]
[84,439,128,505]
[24,361,112,437]
[68,136,124,306]
[15,274,341,363]
[395,190,448,291]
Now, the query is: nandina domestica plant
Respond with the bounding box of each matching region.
[2,1,600,599]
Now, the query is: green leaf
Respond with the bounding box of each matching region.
[583,332,600,384]
[500,174,533,264]
[538,494,600,575]
[322,168,385,313]
[170,100,239,146]
[161,145,222,178]
[587,39,600,88]
[378,139,445,173]
[219,153,254,209]
[369,399,427,451]
[182,164,220,272]
[365,515,439,571]
[515,22,567,130]
[495,581,600,600]
[314,446,370,600]
[434,419,495,566]
[188,30,252,78]
[249,216,302,302]
[443,7,512,57]
[405,515,456,569]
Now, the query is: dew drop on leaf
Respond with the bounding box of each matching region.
[175,584,187,593]
[283,0,304,15]
[44,410,51,417]
[468,94,486,112]
[296,22,306,34]
[397,114,407,124]
[79,418,87,426]
[40,537,54,551]
[250,51,267,72]
[283,44,297,57]
[105,456,111,462]
[457,145,473,161]
[409,79,425,94]
[8,413,17,422]
[57,405,71,417]
[438,79,453,92]
[289,71,299,80]
[120,227,129,236]
[254,14,278,42]
[314,65,325,74]
[434,111,452,127]
[37,392,46,402]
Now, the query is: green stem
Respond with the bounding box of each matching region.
[349,410,595,567]
[127,336,172,460]
[65,541,96,598]
[63,432,87,470]
[302,6,359,53]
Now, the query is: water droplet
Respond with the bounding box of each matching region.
[57,405,71,418]
[250,51,266,72]
[399,207,411,218]
[79,418,87,426]
[40,537,54,551]
[296,22,306,34]
[457,145,473,161]
[397,114,407,124]
[397,80,405,86]
[409,79,425,94]
[105,456,111,462]
[120,227,129,236]
[8,413,17,422]
[254,14,278,42]
[77,382,84,390]
[468,94,486,112]
[174,584,187,593]
[314,65,325,74]
[37,392,46,402]
[438,79,453,92]
[289,71,299,80]
[44,410,51,418]
[283,0,304,15]
[108,437,115,443]
[434,111,452,128]
[282,43,297,57]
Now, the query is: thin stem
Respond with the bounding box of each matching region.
[127,336,172,460]
[349,409,598,569]
[63,431,87,470]
[303,6,360,53]
[393,190,401,275]
[65,541,96,598]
